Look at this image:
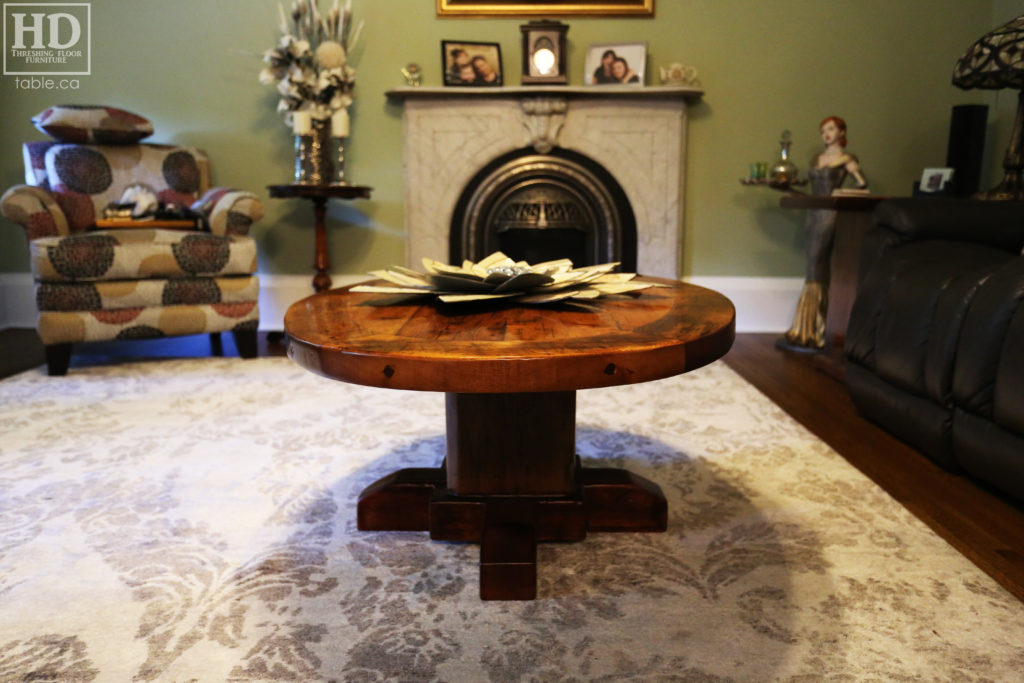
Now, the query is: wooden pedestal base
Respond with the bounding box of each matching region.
[357,463,667,600]
[357,391,667,599]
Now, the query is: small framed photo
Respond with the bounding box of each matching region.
[919,167,955,193]
[442,40,503,86]
[584,42,646,85]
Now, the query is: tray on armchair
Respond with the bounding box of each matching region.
[93,218,198,230]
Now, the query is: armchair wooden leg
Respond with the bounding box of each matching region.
[233,329,259,359]
[209,333,224,357]
[45,344,72,376]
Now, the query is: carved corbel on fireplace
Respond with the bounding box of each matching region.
[521,97,567,154]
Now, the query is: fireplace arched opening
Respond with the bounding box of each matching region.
[449,146,637,271]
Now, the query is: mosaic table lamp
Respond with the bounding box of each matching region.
[953,14,1024,199]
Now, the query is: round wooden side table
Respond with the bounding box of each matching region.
[267,184,372,292]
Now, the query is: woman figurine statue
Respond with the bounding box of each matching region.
[783,115,868,349]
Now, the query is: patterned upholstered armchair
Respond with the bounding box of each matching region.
[1,105,263,375]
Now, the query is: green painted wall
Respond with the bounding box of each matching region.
[0,0,1018,278]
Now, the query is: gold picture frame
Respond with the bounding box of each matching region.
[437,0,654,17]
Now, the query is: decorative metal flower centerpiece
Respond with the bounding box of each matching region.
[352,252,664,304]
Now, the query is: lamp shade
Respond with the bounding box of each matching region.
[953,15,1024,89]
[952,14,1024,199]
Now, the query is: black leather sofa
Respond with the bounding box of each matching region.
[844,198,1024,503]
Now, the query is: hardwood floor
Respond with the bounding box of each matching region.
[1,328,1022,602]
[723,334,1024,604]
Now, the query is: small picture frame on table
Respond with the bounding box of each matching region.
[584,42,646,85]
[442,40,503,86]
[918,167,955,194]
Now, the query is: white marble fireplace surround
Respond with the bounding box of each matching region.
[387,85,702,278]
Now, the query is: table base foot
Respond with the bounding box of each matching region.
[582,468,669,532]
[356,464,667,600]
[481,519,537,600]
[356,468,443,531]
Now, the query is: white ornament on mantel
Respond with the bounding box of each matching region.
[387,86,702,279]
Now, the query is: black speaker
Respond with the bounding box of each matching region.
[946,104,988,197]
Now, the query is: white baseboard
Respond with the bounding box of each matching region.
[1,273,800,334]
[683,276,803,333]
[257,273,371,330]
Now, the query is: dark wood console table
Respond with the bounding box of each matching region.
[285,279,735,600]
[267,184,372,292]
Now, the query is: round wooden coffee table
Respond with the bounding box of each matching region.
[285,278,735,599]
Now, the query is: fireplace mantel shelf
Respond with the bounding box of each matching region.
[385,85,703,101]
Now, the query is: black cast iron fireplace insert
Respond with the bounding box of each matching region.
[450,147,637,270]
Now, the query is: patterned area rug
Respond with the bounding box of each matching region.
[1,357,1023,681]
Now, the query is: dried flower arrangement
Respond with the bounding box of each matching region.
[259,0,363,131]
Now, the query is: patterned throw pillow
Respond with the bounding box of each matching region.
[32,105,154,145]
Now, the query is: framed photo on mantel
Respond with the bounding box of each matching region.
[443,41,504,86]
[585,42,646,85]
[437,0,654,17]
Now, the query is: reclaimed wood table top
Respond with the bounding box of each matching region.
[285,277,736,394]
